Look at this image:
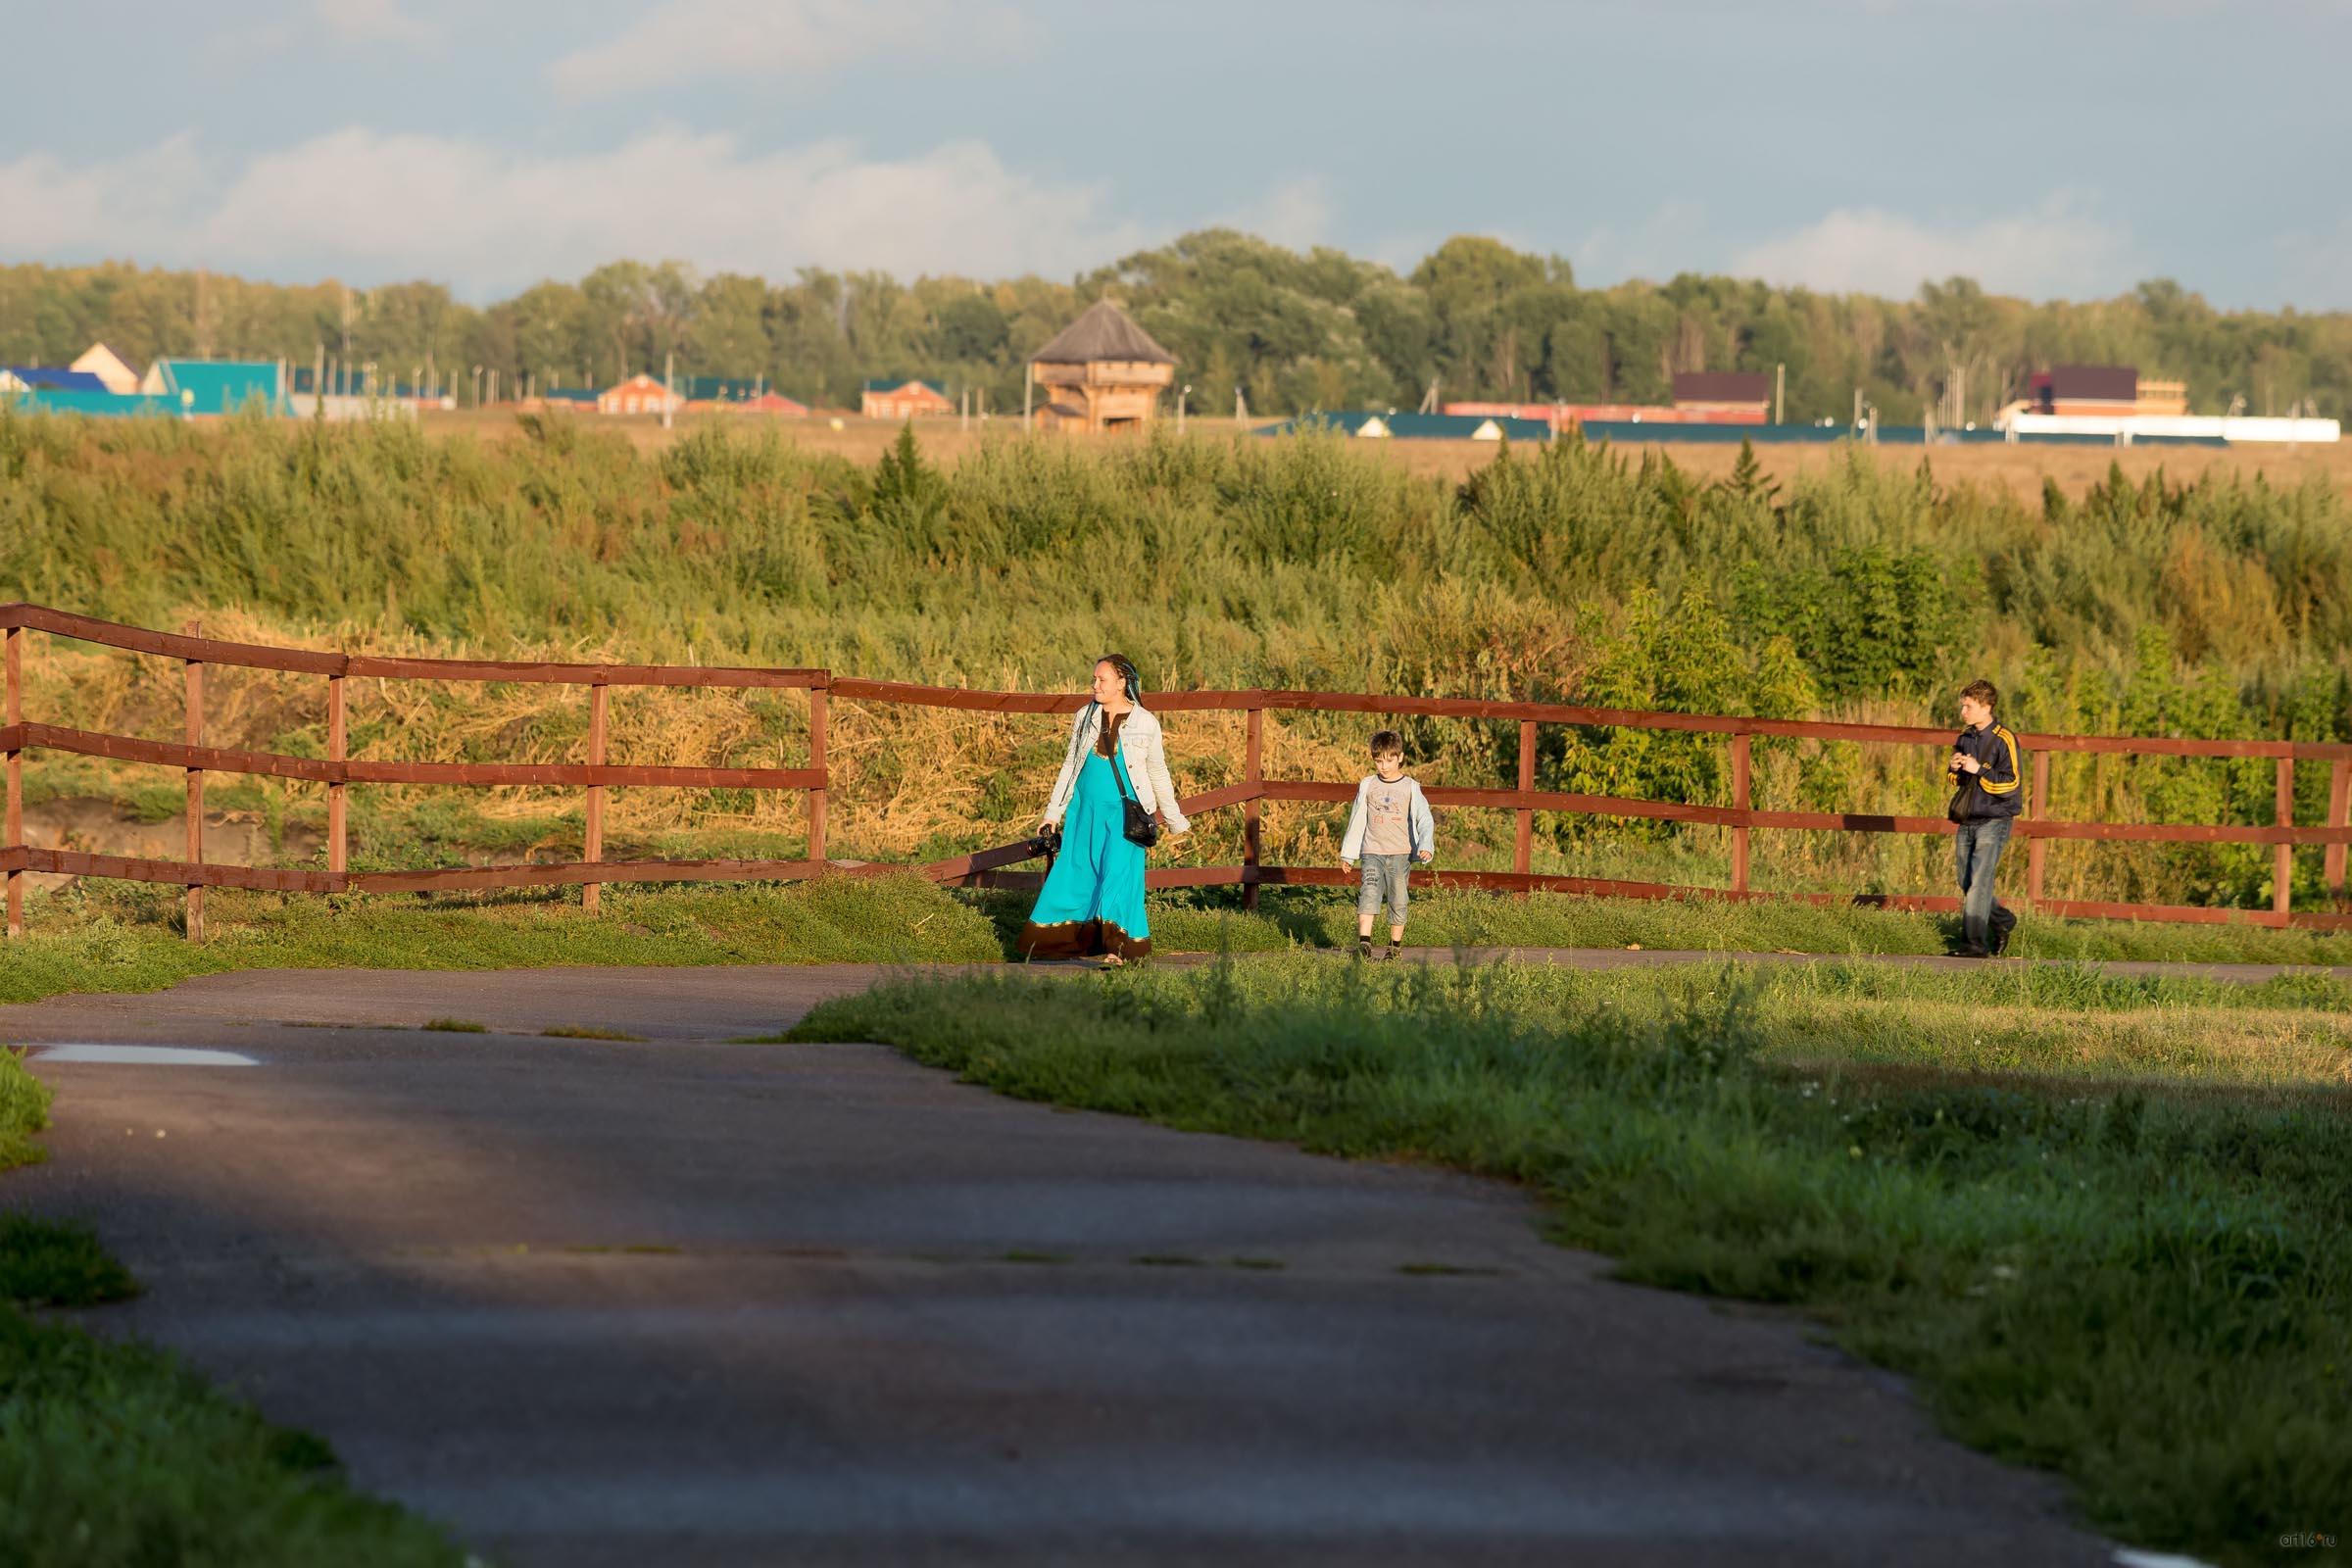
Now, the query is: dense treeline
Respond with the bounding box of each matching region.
[5,232,2349,424]
[4,410,2349,907]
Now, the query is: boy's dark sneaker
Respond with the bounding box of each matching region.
[1382,942,1401,962]
[1355,937,1374,960]
[1955,945,1991,959]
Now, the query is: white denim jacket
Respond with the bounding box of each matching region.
[1042,702,1190,834]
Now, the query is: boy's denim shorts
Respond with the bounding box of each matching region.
[1356,854,1413,921]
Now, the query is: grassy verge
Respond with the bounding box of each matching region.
[790,956,2351,1566]
[0,1051,464,1564]
[2,872,1001,1004]
[8,871,2349,1015]
[990,883,2352,967]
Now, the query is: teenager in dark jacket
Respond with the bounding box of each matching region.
[1946,678,2025,957]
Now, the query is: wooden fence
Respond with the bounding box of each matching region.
[7,602,2352,942]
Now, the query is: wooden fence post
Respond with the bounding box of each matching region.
[2275,757,2294,919]
[2326,760,2349,907]
[808,682,829,865]
[584,682,608,914]
[183,620,204,943]
[4,625,21,940]
[2028,752,2051,906]
[1728,731,1751,896]
[327,673,347,877]
[1243,705,1263,910]
[1516,718,1537,891]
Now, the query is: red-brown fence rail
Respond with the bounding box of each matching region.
[7,602,2352,941]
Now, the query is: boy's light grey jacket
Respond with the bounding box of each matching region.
[1042,702,1190,834]
[1340,774,1436,860]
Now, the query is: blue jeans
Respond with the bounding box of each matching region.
[1953,815,2017,954]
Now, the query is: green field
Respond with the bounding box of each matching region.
[7,875,2352,1012]
[7,410,2352,918]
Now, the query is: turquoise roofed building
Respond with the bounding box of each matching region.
[139,359,290,416]
[682,376,768,404]
[12,389,182,418]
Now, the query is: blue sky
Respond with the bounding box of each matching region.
[5,0,2347,307]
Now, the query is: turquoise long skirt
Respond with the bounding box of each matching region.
[1019,750,1152,960]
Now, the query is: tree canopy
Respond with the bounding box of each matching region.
[4,233,2344,422]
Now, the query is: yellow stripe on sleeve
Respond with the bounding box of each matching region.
[1978,726,2023,793]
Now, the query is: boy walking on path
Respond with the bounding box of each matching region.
[1946,679,2026,957]
[1341,729,1436,960]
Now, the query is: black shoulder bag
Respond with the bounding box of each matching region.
[1107,719,1160,848]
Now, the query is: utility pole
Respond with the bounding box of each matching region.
[662,350,674,430]
[1022,362,1033,429]
[1177,383,1189,435]
[1774,363,1785,424]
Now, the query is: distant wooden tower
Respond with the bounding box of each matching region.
[1027,300,1176,433]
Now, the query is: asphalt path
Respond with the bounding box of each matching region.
[0,961,2133,1566]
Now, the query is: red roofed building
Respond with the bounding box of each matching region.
[596,374,684,416]
[1670,372,1771,421]
[2026,367,2187,417]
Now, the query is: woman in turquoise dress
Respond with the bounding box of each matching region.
[1020,654,1189,964]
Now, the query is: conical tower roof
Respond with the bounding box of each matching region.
[1029,299,1175,366]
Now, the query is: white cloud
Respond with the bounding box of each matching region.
[1729,196,2138,300]
[1214,176,1336,253]
[547,0,1035,98]
[1574,200,1708,286]
[313,0,441,46]
[0,134,209,256]
[0,127,1152,298]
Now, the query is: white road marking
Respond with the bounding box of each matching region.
[31,1045,260,1067]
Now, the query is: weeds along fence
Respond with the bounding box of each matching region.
[7,601,2352,942]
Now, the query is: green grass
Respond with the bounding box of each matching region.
[1,872,1003,1005]
[418,1018,485,1033]
[986,883,2352,967]
[0,1217,137,1309]
[8,871,2350,1016]
[0,1049,465,1565]
[0,1306,466,1566]
[789,956,2352,1567]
